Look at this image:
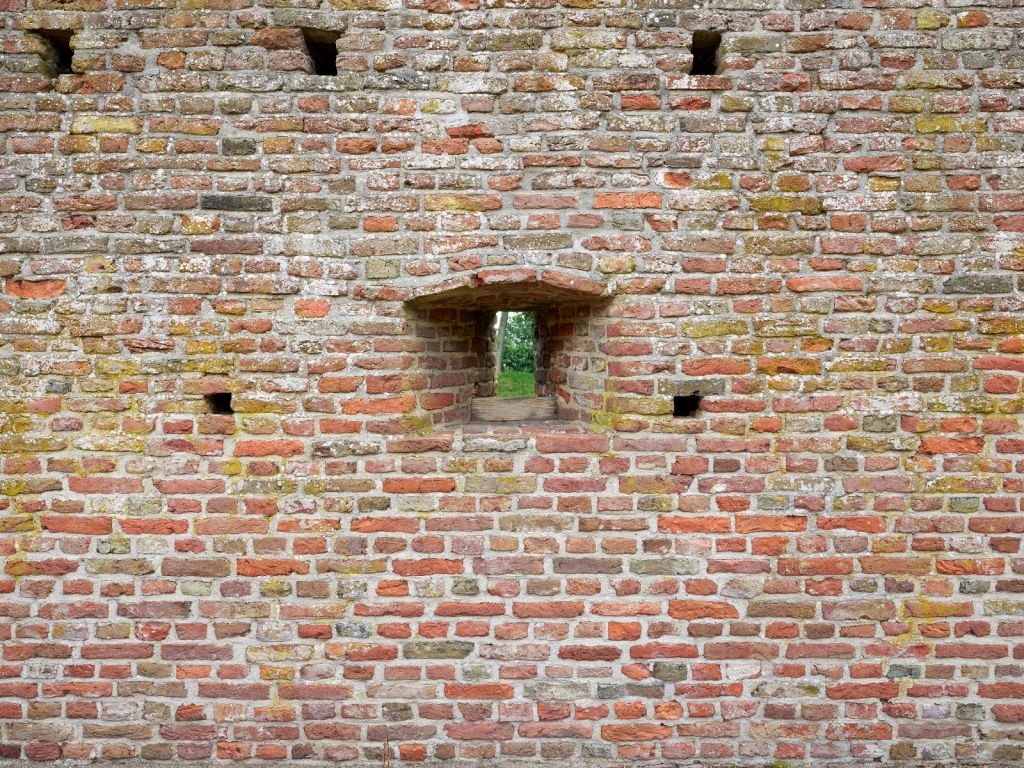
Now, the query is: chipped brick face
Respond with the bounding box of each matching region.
[2,0,1024,766]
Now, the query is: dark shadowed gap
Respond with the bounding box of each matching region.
[690,30,722,76]
[301,29,340,76]
[204,393,234,415]
[673,393,702,418]
[34,29,74,76]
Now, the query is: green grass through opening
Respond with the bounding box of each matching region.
[497,370,535,398]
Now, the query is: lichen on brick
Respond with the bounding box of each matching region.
[0,1,1022,765]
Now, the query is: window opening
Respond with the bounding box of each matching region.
[496,311,536,399]
[301,28,340,76]
[470,309,554,422]
[204,393,234,415]
[673,393,702,418]
[33,29,73,77]
[690,30,722,76]
[404,268,613,426]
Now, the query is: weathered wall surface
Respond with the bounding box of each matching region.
[1,0,1024,765]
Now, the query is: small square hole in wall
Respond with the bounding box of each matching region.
[673,393,702,418]
[204,393,234,415]
[301,28,340,76]
[690,30,722,76]
[32,29,74,78]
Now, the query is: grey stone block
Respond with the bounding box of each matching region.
[942,274,1014,294]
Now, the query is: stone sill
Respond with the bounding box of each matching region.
[460,420,587,435]
[445,420,599,453]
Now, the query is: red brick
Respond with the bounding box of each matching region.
[593,192,663,209]
[444,683,513,699]
[233,440,305,457]
[382,478,456,493]
[40,515,112,535]
[600,724,671,741]
[6,279,66,298]
[668,600,740,620]
[392,559,464,576]
[826,682,899,700]
[236,559,309,577]
[0,8,1017,763]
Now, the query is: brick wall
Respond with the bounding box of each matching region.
[1,0,1023,765]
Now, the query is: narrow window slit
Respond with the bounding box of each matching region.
[205,393,234,415]
[690,30,722,76]
[468,308,555,423]
[673,393,702,418]
[301,29,340,76]
[496,311,536,399]
[33,29,74,77]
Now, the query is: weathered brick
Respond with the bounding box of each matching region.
[0,4,1019,764]
[942,274,1015,294]
[200,195,273,212]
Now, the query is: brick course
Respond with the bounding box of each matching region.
[1,0,1024,765]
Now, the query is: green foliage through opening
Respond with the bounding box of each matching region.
[498,312,535,398]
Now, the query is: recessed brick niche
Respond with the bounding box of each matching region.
[405,268,611,425]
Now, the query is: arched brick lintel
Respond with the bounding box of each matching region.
[405,267,612,311]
